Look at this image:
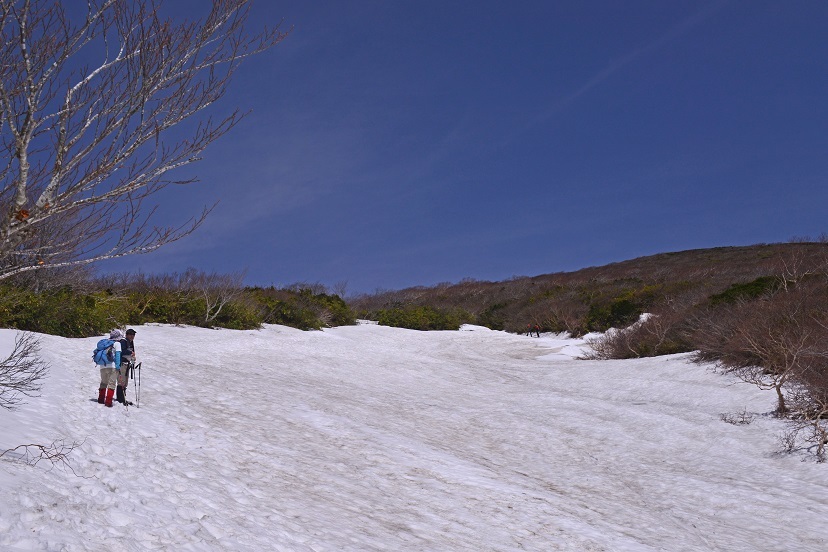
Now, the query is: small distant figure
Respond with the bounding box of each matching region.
[526,324,532,337]
[534,324,541,338]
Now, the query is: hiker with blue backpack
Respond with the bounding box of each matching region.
[93,330,123,407]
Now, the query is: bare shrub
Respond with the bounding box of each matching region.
[537,292,588,336]
[182,268,247,324]
[782,357,828,462]
[581,307,691,360]
[778,429,799,454]
[0,332,49,410]
[7,264,95,292]
[689,290,821,415]
[581,327,636,360]
[774,246,828,292]
[720,409,756,425]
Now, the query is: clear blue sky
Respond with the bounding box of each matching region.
[107,0,828,294]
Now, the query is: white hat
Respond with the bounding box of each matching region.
[109,329,123,339]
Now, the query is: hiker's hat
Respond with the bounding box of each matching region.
[126,328,136,335]
[109,329,123,339]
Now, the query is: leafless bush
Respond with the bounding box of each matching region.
[285,282,329,295]
[686,255,828,461]
[317,308,334,327]
[690,291,820,415]
[720,409,755,425]
[182,268,247,324]
[778,429,799,454]
[774,246,828,292]
[331,281,349,298]
[0,332,49,410]
[7,264,95,292]
[782,357,828,462]
[537,293,588,336]
[581,306,691,360]
[581,327,635,360]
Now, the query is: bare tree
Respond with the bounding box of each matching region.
[780,311,828,461]
[331,280,348,299]
[539,293,588,336]
[693,303,796,414]
[0,0,287,279]
[783,377,828,462]
[183,267,246,323]
[774,246,827,292]
[0,331,48,410]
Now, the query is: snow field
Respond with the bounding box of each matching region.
[0,324,826,551]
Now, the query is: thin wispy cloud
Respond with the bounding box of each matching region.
[506,0,730,145]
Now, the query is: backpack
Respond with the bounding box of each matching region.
[93,339,115,365]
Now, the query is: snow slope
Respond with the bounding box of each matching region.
[0,324,826,551]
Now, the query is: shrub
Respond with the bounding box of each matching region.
[690,283,828,417]
[0,277,357,337]
[581,312,692,360]
[375,305,471,331]
[478,303,507,330]
[709,276,782,306]
[245,287,356,330]
[0,286,113,337]
[585,294,641,331]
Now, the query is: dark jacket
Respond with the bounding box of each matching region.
[120,338,136,363]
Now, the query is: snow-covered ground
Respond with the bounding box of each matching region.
[0,323,826,551]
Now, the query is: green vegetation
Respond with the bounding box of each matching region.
[0,276,356,338]
[709,276,782,305]
[0,286,112,337]
[375,305,472,331]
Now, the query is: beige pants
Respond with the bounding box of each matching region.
[118,357,135,388]
[99,367,117,390]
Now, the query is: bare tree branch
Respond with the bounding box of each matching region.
[0,0,288,278]
[0,330,48,410]
[0,438,88,476]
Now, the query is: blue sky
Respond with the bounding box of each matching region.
[107,0,828,294]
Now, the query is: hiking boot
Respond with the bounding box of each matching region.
[97,388,106,404]
[104,388,115,408]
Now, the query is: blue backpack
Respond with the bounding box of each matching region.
[93,339,115,365]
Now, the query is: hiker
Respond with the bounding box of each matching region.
[534,324,541,338]
[94,329,123,407]
[526,323,532,336]
[117,328,137,405]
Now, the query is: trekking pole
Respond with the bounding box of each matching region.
[129,362,141,408]
[135,362,142,408]
[121,362,131,408]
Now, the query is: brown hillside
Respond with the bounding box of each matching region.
[349,242,828,335]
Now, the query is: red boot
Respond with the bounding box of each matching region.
[104,388,115,408]
[97,388,106,404]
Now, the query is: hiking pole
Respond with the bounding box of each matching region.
[134,362,142,408]
[120,362,131,408]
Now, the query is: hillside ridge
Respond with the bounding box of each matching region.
[349,242,828,335]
